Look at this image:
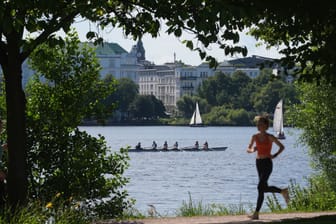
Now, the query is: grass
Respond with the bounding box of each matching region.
[266,178,336,212]
[172,190,336,224]
[2,177,336,224]
[175,192,252,217]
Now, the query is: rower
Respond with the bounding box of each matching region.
[203,141,209,150]
[173,141,178,150]
[194,141,199,150]
[163,141,168,150]
[152,141,157,150]
[135,142,141,150]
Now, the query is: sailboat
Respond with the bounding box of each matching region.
[189,102,203,127]
[273,99,285,139]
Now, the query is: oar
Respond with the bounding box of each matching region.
[181,145,194,150]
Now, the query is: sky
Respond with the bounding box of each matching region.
[71,20,283,66]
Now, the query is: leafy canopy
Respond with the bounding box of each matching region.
[288,80,336,191]
[25,32,132,219]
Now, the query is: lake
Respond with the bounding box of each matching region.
[80,126,312,216]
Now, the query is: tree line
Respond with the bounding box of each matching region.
[97,68,298,126]
[176,70,298,126]
[99,76,167,124]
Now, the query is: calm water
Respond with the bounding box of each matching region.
[81,126,312,215]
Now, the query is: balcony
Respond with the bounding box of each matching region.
[179,76,197,80]
[181,85,194,90]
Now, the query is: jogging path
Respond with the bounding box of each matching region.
[96,211,336,224]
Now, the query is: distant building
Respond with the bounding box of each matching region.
[20,39,282,113]
[228,55,276,68]
[21,41,145,85]
[174,63,213,99]
[138,65,176,113]
[94,40,149,82]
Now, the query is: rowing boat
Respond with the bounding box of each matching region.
[127,146,227,152]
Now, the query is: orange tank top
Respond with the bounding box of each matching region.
[255,134,272,157]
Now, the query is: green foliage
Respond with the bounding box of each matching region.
[198,72,233,106]
[25,32,132,219]
[266,193,283,212]
[196,69,297,115]
[0,198,90,224]
[0,76,5,119]
[27,31,116,124]
[288,80,336,190]
[248,3,336,83]
[177,69,296,125]
[1,0,335,210]
[129,95,167,120]
[176,96,210,118]
[176,192,250,217]
[204,106,252,126]
[111,77,139,114]
[252,80,287,113]
[288,177,336,211]
[267,177,336,212]
[103,77,167,121]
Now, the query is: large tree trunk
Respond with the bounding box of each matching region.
[3,48,28,207]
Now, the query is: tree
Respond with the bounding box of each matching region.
[247,2,336,83]
[25,32,131,218]
[130,95,154,119]
[231,71,252,109]
[97,74,118,123]
[176,95,209,118]
[288,80,336,190]
[150,95,167,118]
[113,78,139,120]
[198,73,233,106]
[129,95,166,120]
[252,80,287,113]
[1,0,335,208]
[252,69,273,87]
[0,0,229,206]
[176,96,195,118]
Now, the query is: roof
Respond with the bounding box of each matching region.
[218,61,233,67]
[228,55,275,68]
[86,42,128,55]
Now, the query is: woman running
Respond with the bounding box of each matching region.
[247,116,289,220]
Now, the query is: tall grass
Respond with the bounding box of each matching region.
[0,199,146,224]
[0,202,89,224]
[267,177,336,212]
[10,176,332,223]
[176,192,252,216]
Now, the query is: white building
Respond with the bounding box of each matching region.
[95,41,147,83]
[21,39,279,113]
[138,65,176,113]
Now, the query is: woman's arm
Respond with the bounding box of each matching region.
[247,135,256,153]
[270,135,285,158]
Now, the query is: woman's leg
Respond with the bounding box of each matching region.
[255,159,281,212]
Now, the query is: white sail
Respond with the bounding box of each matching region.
[189,111,196,125]
[190,102,202,126]
[273,99,285,138]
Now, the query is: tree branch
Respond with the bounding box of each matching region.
[20,12,79,62]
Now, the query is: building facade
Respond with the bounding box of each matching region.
[138,65,176,113]
[21,39,279,113]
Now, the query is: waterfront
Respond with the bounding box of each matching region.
[81,126,312,216]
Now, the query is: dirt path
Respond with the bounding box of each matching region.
[96,211,336,224]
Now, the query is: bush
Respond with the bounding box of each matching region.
[23,32,133,219]
[266,177,336,212]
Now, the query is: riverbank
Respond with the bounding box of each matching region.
[95,211,336,224]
